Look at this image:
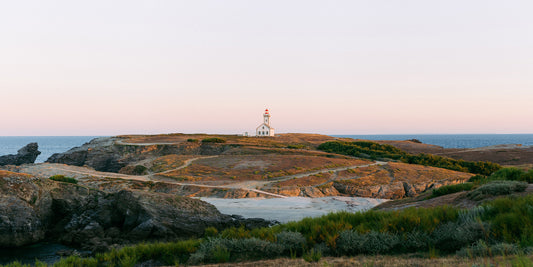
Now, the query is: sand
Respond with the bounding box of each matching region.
[198,196,388,223]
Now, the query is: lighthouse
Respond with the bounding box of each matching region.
[256,109,275,137]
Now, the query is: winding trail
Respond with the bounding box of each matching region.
[227,161,387,190]
[16,159,388,199]
[151,156,219,175]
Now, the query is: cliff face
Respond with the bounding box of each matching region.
[0,171,273,251]
[261,162,473,199]
[45,137,231,173]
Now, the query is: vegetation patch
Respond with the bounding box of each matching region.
[318,141,501,175]
[9,194,533,266]
[201,137,226,143]
[48,175,77,184]
[430,183,474,199]
[467,180,527,200]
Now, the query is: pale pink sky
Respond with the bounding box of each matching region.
[1,1,532,136]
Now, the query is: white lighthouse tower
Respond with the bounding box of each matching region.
[256,109,275,137]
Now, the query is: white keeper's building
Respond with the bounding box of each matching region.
[256,109,275,137]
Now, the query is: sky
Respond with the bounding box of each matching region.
[1,0,532,136]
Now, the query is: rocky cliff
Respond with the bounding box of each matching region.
[45,137,232,173]
[0,143,41,166]
[0,171,274,251]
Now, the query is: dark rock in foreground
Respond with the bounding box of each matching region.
[0,143,41,166]
[0,171,275,251]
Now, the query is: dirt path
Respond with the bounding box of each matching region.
[15,163,288,198]
[13,160,386,199]
[227,161,388,190]
[151,156,219,175]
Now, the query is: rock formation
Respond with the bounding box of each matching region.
[0,143,41,166]
[0,171,275,251]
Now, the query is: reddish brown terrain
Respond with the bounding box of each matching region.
[1,133,489,200]
[377,140,533,166]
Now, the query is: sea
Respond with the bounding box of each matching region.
[1,135,533,163]
[334,134,533,149]
[0,136,101,163]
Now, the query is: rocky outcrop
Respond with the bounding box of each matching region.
[0,171,275,251]
[0,171,51,246]
[0,143,41,166]
[46,137,232,173]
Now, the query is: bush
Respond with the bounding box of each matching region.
[201,137,226,143]
[431,218,489,252]
[94,239,201,266]
[336,230,399,255]
[467,181,528,200]
[456,240,521,257]
[188,238,283,264]
[303,248,322,262]
[489,167,533,183]
[491,168,525,181]
[276,231,306,255]
[187,138,199,143]
[336,230,365,255]
[318,141,501,175]
[399,231,432,252]
[430,183,474,198]
[287,144,307,149]
[53,255,98,267]
[468,175,487,183]
[49,175,78,184]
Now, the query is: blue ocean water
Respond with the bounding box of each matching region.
[334,134,533,149]
[0,136,101,163]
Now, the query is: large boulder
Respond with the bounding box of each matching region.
[0,143,41,166]
[0,171,53,247]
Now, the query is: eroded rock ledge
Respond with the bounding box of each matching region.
[0,171,274,252]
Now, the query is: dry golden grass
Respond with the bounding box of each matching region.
[192,254,533,267]
[0,170,33,178]
[336,162,472,188]
[119,133,341,148]
[160,155,367,182]
[149,155,199,173]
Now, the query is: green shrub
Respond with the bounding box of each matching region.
[303,248,322,262]
[456,240,521,257]
[467,181,528,200]
[468,175,487,183]
[204,226,219,237]
[318,141,501,175]
[93,239,200,266]
[287,144,307,149]
[201,137,226,143]
[431,218,490,253]
[49,175,78,184]
[188,238,283,264]
[212,245,230,263]
[491,168,525,181]
[430,183,474,198]
[187,138,199,143]
[336,230,399,255]
[276,231,307,255]
[399,231,432,252]
[53,255,98,267]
